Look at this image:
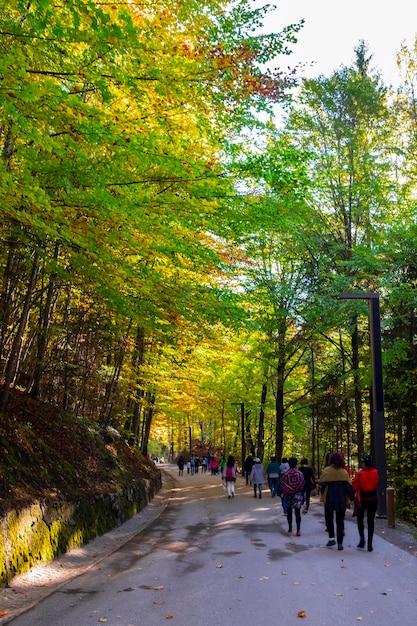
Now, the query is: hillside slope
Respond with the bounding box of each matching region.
[0,387,159,517]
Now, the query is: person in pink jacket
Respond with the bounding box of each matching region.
[222,455,238,498]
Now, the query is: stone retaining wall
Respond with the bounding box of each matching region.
[0,473,161,585]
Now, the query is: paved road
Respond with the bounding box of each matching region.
[2,466,417,625]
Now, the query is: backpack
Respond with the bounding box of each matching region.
[281,469,305,494]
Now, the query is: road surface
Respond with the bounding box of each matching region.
[2,465,417,625]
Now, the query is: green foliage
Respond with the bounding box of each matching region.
[389,454,417,525]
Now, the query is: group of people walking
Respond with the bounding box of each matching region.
[177,449,379,551]
[240,451,379,552]
[322,452,379,551]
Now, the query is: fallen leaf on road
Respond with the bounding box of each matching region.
[238,575,244,578]
[281,571,288,575]
[297,610,306,618]
[216,564,223,568]
[98,619,107,623]
[154,600,165,605]
[166,614,174,619]
[154,586,164,590]
[293,581,301,585]
[0,612,8,617]
[384,563,391,567]
[145,585,152,589]
[356,618,363,622]
[259,576,269,580]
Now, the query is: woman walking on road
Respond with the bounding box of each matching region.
[319,453,353,550]
[250,458,265,499]
[280,457,305,536]
[222,455,238,498]
[352,454,379,552]
[299,457,315,513]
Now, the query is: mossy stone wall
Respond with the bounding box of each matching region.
[0,474,161,585]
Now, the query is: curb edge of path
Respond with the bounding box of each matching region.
[0,468,177,624]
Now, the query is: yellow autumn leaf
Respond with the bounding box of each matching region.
[98,619,107,623]
[154,586,164,590]
[166,614,174,620]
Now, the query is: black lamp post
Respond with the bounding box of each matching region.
[339,291,387,517]
[232,402,245,470]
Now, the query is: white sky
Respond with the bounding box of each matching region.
[269,0,417,86]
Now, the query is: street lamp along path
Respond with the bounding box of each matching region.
[339,291,387,517]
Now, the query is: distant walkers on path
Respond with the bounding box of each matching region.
[267,456,281,497]
[209,456,219,475]
[177,455,184,476]
[250,458,265,499]
[222,455,238,498]
[280,457,305,536]
[243,454,254,485]
[280,457,290,474]
[319,452,353,551]
[278,458,289,515]
[299,458,316,513]
[352,454,379,552]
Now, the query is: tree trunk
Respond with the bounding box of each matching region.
[351,319,365,460]
[140,391,155,456]
[256,383,267,460]
[100,319,132,426]
[29,241,60,399]
[274,362,285,460]
[129,326,145,442]
[0,250,39,411]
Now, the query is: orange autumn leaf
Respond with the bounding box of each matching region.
[297,610,307,618]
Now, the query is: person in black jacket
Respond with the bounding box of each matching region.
[319,453,353,551]
[243,454,254,485]
[177,456,185,477]
[299,458,316,513]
